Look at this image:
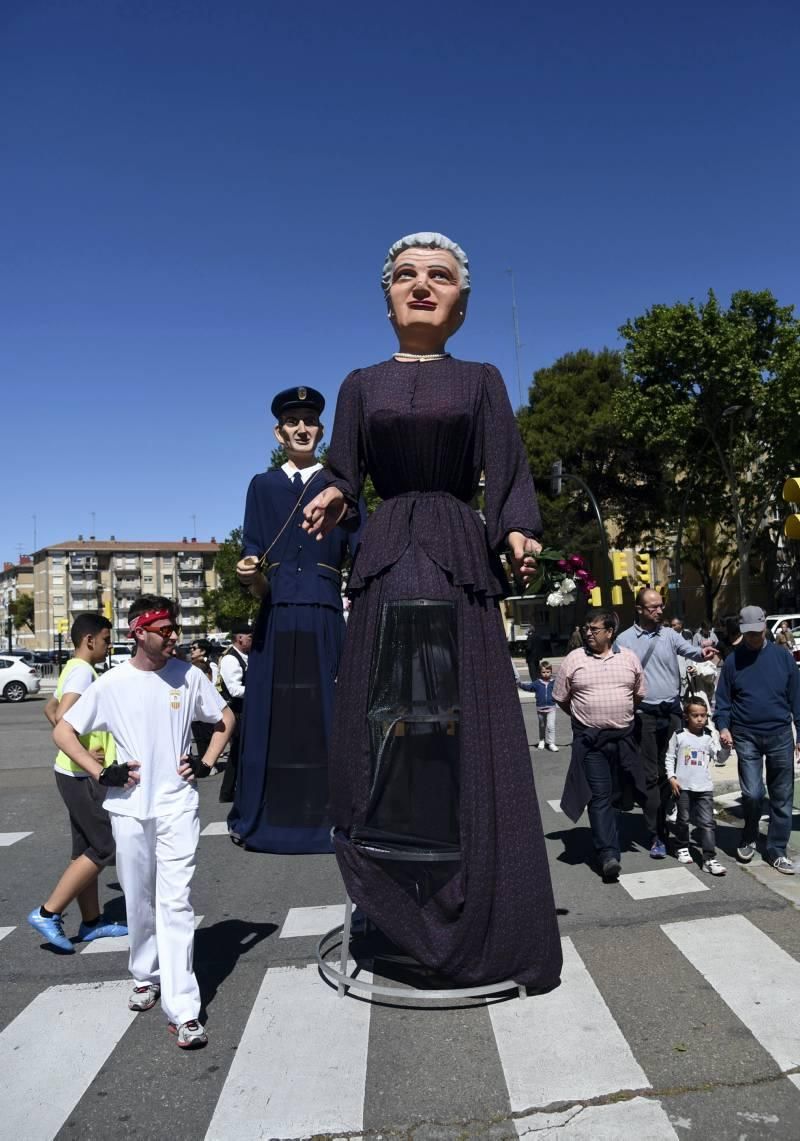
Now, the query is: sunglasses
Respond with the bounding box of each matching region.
[144,624,179,639]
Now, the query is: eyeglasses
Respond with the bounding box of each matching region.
[581,625,607,635]
[144,624,179,639]
[641,603,664,612]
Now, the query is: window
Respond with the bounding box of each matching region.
[52,576,64,585]
[143,576,154,585]
[53,595,63,604]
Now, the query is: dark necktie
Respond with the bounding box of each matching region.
[292,471,303,496]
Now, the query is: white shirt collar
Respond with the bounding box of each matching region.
[281,461,322,484]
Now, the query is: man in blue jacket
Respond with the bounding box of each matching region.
[715,605,800,874]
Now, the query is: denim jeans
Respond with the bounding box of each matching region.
[675,789,716,857]
[734,726,795,859]
[582,743,620,863]
[537,709,556,746]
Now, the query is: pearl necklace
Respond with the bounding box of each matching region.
[393,352,451,362]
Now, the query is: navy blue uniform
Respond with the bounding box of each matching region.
[228,468,361,852]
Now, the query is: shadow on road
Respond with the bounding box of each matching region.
[195,919,277,1016]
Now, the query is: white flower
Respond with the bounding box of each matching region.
[560,577,577,595]
[546,591,564,607]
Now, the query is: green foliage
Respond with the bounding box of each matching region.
[202,528,259,632]
[617,289,800,605]
[517,348,666,553]
[10,593,34,631]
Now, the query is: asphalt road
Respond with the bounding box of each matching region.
[1,690,799,1140]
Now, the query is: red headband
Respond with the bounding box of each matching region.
[129,608,171,634]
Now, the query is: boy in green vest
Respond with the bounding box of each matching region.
[28,612,128,953]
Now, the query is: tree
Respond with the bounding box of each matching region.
[517,349,667,555]
[202,528,259,632]
[618,290,800,605]
[10,593,34,632]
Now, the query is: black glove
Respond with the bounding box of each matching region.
[98,762,131,787]
[186,754,211,779]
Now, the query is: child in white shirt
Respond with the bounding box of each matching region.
[665,697,726,875]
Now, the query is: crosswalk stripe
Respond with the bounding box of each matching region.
[515,1095,678,1138]
[0,926,14,942]
[280,904,346,938]
[200,821,229,836]
[0,831,32,846]
[80,914,204,954]
[662,914,800,1071]
[205,962,371,1140]
[0,980,135,1141]
[618,867,709,900]
[489,937,650,1110]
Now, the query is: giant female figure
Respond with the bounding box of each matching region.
[303,233,562,989]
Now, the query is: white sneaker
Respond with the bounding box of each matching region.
[703,858,727,876]
[169,1019,208,1049]
[128,983,160,1012]
[676,847,692,864]
[537,741,545,750]
[546,744,559,752]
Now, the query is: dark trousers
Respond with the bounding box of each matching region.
[675,789,716,857]
[636,706,681,842]
[219,720,241,803]
[582,743,621,863]
[735,726,795,859]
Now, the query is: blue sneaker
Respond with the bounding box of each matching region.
[78,917,129,943]
[649,839,667,859]
[27,908,75,953]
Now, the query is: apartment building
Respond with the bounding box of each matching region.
[29,538,221,649]
[0,557,35,649]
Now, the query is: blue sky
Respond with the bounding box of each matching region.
[3,0,798,560]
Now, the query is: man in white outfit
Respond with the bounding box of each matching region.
[53,594,235,1049]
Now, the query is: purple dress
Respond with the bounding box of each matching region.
[325,357,563,989]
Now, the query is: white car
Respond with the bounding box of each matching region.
[0,654,41,702]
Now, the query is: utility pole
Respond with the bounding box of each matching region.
[507,269,524,410]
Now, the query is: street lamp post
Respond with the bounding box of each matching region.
[550,460,611,603]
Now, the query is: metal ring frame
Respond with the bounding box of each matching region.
[316,895,526,1003]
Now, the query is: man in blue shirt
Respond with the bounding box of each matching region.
[715,605,800,874]
[616,589,716,858]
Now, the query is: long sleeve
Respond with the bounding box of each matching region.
[788,658,800,734]
[672,631,705,662]
[481,364,542,552]
[664,732,679,779]
[325,370,366,527]
[241,476,263,559]
[714,660,733,731]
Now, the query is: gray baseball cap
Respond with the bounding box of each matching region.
[739,605,766,633]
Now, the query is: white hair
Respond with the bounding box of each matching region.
[381,232,471,296]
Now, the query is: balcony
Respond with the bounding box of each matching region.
[70,556,98,572]
[114,558,140,572]
[70,600,95,613]
[181,613,204,628]
[115,577,141,593]
[179,597,204,609]
[179,558,203,573]
[70,578,99,594]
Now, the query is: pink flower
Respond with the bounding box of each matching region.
[574,569,589,580]
[556,559,569,570]
[568,554,584,569]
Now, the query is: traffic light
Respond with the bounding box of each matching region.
[635,551,651,587]
[610,550,629,580]
[589,586,602,607]
[784,477,800,539]
[611,585,624,606]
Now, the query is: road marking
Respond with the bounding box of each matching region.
[515,1096,678,1138]
[0,927,14,943]
[205,962,371,1140]
[662,914,800,1071]
[0,831,32,846]
[200,821,229,836]
[280,905,346,938]
[0,980,135,1141]
[546,800,564,814]
[618,867,709,900]
[81,914,204,954]
[489,937,650,1110]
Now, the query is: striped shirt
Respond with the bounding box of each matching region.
[553,645,646,729]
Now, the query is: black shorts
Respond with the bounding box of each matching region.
[54,770,116,868]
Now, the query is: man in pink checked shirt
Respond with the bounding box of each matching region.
[554,609,648,883]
